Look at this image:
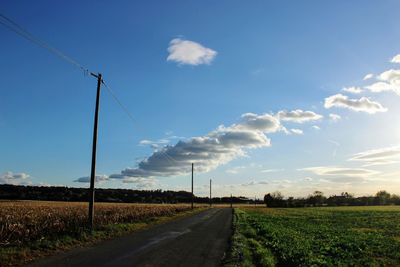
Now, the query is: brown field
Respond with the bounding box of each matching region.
[0,200,198,247]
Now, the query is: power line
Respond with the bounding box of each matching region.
[0,12,183,170]
[0,13,89,75]
[102,80,181,166]
[101,80,141,130]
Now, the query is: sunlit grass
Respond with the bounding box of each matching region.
[225,206,400,266]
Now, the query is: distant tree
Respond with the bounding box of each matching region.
[375,190,391,205]
[264,191,284,207]
[287,197,295,207]
[391,194,400,205]
[341,192,354,198]
[271,191,284,200]
[307,191,326,206]
[264,193,274,207]
[327,192,355,206]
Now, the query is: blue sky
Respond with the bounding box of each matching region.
[1,1,400,197]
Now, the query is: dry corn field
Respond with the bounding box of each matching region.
[0,201,193,247]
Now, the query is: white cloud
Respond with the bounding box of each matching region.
[349,145,400,166]
[280,126,290,135]
[122,177,157,189]
[241,180,269,187]
[365,82,396,93]
[300,166,378,177]
[139,139,170,149]
[312,125,321,130]
[74,175,110,183]
[226,166,246,174]
[378,69,400,82]
[365,69,400,95]
[0,171,31,185]
[139,139,169,146]
[167,38,217,65]
[235,113,282,133]
[139,140,154,145]
[300,166,379,183]
[324,94,387,114]
[290,128,303,135]
[277,109,323,123]
[342,86,363,94]
[329,113,341,122]
[390,54,400,63]
[261,169,283,173]
[363,73,374,80]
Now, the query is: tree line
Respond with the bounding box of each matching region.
[0,184,252,204]
[264,190,400,207]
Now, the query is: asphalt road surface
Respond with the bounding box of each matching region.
[27,208,232,267]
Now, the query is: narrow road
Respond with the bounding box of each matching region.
[27,208,232,267]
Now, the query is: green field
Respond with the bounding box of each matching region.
[225,206,400,267]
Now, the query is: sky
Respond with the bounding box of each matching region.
[1,1,400,198]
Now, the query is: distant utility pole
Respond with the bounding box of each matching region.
[191,163,194,210]
[209,179,212,207]
[88,73,102,230]
[230,194,233,208]
[255,196,257,208]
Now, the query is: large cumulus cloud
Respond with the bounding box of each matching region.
[111,113,282,179]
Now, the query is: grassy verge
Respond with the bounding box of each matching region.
[223,209,275,267]
[0,207,206,267]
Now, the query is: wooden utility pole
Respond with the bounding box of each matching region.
[255,196,257,208]
[191,163,194,209]
[209,179,212,207]
[88,73,102,230]
[230,194,233,208]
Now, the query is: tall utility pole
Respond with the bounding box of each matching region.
[191,163,194,209]
[88,73,102,230]
[209,179,212,207]
[230,194,233,208]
